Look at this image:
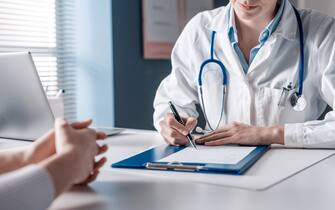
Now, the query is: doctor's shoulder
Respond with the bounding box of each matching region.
[171,6,228,59]
[180,6,228,38]
[300,9,335,43]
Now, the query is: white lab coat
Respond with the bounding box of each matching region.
[153,2,335,148]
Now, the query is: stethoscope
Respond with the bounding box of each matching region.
[197,6,306,132]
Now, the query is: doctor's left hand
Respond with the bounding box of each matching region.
[195,122,284,146]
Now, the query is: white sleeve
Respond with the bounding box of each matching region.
[0,165,55,210]
[284,18,335,148]
[153,14,202,131]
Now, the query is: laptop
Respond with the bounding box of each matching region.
[0,52,123,141]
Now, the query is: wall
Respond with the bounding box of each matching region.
[304,0,335,16]
[75,0,114,127]
[111,1,170,130]
[112,0,228,130]
[295,0,335,16]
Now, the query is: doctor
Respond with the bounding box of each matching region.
[153,0,335,148]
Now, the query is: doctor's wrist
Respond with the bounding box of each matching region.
[266,125,284,145]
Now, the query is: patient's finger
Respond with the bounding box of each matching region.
[96,131,107,140]
[71,119,93,129]
[94,157,107,170]
[97,145,108,155]
[78,170,100,185]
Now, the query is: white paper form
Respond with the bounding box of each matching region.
[158,145,256,165]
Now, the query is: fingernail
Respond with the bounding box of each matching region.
[100,145,107,151]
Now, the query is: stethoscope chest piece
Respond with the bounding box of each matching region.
[290,93,307,112]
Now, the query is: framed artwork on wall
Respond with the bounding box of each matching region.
[142,0,214,59]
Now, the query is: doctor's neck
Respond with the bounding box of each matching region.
[232,0,279,41]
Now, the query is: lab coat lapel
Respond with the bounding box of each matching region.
[212,31,247,81]
[206,3,247,81]
[247,37,276,75]
[205,4,251,125]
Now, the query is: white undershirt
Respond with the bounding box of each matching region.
[0,165,55,210]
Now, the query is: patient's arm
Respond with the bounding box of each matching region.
[0,147,32,174]
[0,130,55,174]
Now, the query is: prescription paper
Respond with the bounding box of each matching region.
[158,145,256,165]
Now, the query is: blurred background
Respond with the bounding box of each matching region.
[1,0,334,130]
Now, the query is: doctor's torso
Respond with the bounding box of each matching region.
[153,2,335,130]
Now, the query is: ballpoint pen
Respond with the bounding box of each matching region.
[55,89,65,98]
[168,101,198,150]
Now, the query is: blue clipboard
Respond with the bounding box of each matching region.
[112,145,269,175]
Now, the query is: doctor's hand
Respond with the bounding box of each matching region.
[195,122,284,146]
[159,113,197,146]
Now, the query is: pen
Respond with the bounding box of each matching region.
[168,101,198,150]
[55,89,65,98]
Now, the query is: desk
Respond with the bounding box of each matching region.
[1,129,334,210]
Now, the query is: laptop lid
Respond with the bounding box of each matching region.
[0,52,55,141]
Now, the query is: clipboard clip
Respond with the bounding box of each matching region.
[145,162,203,172]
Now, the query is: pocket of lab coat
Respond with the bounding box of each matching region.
[256,87,305,126]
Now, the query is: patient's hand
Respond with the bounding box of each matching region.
[26,119,96,165]
[54,118,108,184]
[39,118,108,197]
[25,130,56,165]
